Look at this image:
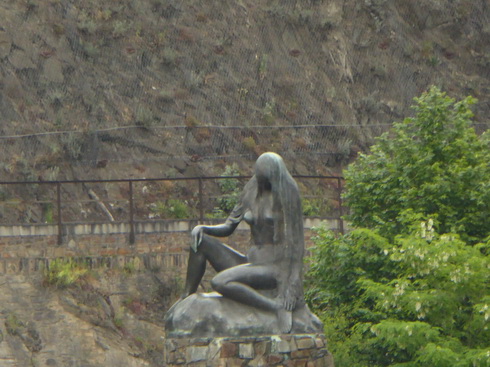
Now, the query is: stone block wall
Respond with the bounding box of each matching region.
[0,218,335,275]
[165,334,334,367]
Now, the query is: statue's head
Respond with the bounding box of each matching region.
[254,152,287,192]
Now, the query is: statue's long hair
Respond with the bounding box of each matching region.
[241,153,305,264]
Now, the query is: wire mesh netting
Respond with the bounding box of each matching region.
[1,123,488,180]
[1,0,489,182]
[0,124,395,174]
[1,0,489,228]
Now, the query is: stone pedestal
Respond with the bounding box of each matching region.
[164,333,334,367]
[164,293,334,366]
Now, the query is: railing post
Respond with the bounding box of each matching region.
[198,177,204,223]
[56,182,62,245]
[337,177,344,235]
[128,180,135,244]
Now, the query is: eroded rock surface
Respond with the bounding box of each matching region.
[0,272,175,367]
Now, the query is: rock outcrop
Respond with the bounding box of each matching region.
[0,272,173,367]
[165,292,323,338]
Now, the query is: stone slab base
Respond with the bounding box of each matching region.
[164,333,334,367]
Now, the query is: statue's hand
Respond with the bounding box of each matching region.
[282,277,301,311]
[283,287,297,311]
[191,225,205,252]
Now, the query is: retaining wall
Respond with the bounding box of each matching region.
[0,218,337,275]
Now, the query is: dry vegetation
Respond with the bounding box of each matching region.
[0,0,488,221]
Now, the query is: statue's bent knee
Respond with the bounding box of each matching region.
[211,273,227,293]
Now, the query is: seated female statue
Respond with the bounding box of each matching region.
[181,152,305,332]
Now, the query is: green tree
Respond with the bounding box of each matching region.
[306,227,490,367]
[344,86,490,243]
[306,87,490,366]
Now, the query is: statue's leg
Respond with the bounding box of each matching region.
[210,264,280,311]
[211,264,293,332]
[182,235,247,297]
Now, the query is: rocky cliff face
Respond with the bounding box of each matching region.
[0,270,179,367]
[0,0,489,181]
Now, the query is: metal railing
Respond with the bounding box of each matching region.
[0,175,345,244]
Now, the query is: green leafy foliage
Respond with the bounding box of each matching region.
[150,199,191,219]
[306,226,490,367]
[306,87,490,366]
[215,164,241,216]
[302,198,332,217]
[344,86,490,243]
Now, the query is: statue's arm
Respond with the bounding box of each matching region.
[191,202,244,251]
[201,219,240,237]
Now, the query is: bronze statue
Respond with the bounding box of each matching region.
[181,152,305,333]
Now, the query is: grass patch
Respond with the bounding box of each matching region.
[5,312,23,336]
[149,199,191,219]
[44,258,88,288]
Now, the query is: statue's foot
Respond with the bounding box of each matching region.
[277,308,292,334]
[180,290,193,300]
